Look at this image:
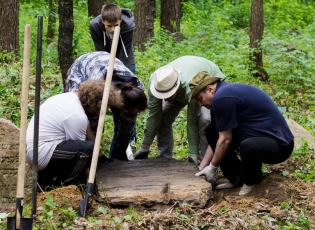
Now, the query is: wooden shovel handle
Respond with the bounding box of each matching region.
[17,24,31,198]
[16,24,31,229]
[88,26,121,183]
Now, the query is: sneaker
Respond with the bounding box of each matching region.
[239,184,255,195]
[188,154,198,164]
[216,181,235,190]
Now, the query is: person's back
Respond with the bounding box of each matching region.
[213,82,293,145]
[66,51,140,92]
[136,56,226,162]
[26,80,106,190]
[26,92,88,170]
[89,4,135,72]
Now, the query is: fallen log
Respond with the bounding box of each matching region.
[96,157,212,208]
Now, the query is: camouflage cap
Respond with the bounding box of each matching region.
[189,71,221,102]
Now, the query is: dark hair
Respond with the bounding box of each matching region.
[101,4,122,22]
[78,80,105,117]
[120,83,147,112]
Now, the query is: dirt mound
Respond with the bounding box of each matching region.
[212,173,315,213]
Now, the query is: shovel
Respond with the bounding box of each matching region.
[31,15,43,219]
[7,24,33,230]
[78,26,121,217]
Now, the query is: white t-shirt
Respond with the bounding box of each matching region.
[26,92,89,170]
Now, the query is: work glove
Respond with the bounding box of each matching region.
[195,163,218,184]
[134,143,150,159]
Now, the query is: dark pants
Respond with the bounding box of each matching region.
[205,123,294,185]
[88,107,137,160]
[38,140,93,189]
[109,106,136,159]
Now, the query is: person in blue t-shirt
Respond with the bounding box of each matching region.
[189,71,294,195]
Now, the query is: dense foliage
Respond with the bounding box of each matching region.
[0,0,315,228]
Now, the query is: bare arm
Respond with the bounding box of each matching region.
[199,145,214,170]
[211,129,233,167]
[86,123,95,142]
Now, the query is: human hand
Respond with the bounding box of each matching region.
[134,143,150,159]
[195,163,218,183]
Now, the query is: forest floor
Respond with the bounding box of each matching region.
[2,160,315,229]
[32,163,315,229]
[1,120,315,229]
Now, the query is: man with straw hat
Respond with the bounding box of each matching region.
[135,56,226,163]
[189,71,294,195]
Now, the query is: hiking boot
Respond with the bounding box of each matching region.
[239,184,255,195]
[216,181,235,190]
[134,151,149,159]
[188,154,198,164]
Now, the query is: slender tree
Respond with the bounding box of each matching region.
[47,0,58,44]
[88,0,102,18]
[134,0,155,51]
[58,0,74,88]
[0,0,19,55]
[250,0,268,80]
[160,0,180,33]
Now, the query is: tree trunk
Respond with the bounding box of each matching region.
[160,0,180,33]
[58,0,74,88]
[47,0,58,44]
[0,0,19,56]
[88,0,102,18]
[134,0,155,51]
[250,0,264,69]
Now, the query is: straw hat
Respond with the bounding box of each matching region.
[150,66,180,99]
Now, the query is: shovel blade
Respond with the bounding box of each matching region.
[78,183,94,218]
[7,216,33,230]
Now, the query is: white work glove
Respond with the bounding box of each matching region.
[195,163,218,183]
[134,143,150,159]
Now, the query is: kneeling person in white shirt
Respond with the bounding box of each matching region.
[26,80,113,190]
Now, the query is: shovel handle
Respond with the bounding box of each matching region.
[88,26,120,183]
[16,23,31,229]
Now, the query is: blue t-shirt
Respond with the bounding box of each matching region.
[212,82,294,146]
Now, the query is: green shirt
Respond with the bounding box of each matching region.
[143,56,226,154]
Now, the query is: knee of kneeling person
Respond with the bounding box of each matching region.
[82,141,95,155]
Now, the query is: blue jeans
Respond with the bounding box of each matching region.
[109,107,137,159]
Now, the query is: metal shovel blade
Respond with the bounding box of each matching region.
[7,199,33,230]
[78,183,94,217]
[7,216,33,230]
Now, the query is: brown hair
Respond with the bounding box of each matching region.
[78,80,146,116]
[119,83,147,112]
[101,4,122,22]
[78,80,119,117]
